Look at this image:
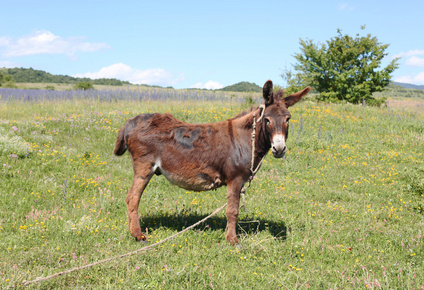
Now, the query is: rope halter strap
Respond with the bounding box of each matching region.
[240,104,266,211]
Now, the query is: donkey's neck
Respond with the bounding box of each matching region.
[232,108,271,170]
[253,117,271,169]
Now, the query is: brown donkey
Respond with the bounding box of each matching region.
[114,80,310,245]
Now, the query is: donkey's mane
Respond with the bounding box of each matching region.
[273,89,285,100]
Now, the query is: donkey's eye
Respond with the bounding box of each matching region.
[265,118,270,125]
[286,118,290,124]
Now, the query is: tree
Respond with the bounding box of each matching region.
[0,72,17,88]
[283,28,399,106]
[74,81,94,91]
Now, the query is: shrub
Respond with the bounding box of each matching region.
[0,128,31,158]
[74,81,94,91]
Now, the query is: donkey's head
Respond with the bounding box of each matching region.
[262,80,311,158]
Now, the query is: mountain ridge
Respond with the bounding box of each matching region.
[392,81,424,90]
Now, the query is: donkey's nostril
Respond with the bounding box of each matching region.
[272,145,286,153]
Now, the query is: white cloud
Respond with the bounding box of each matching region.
[393,72,424,85]
[0,60,15,68]
[405,56,424,67]
[339,3,355,11]
[190,80,224,90]
[74,63,185,86]
[393,49,424,59]
[0,37,11,47]
[0,30,109,58]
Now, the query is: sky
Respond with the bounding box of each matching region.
[1,0,423,89]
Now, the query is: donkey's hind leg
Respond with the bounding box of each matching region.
[126,160,154,242]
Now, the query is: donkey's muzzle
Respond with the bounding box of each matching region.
[271,134,287,158]
[272,145,287,158]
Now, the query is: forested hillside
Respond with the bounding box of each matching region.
[220,81,262,92]
[0,67,131,86]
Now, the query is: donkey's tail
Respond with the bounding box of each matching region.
[113,126,127,156]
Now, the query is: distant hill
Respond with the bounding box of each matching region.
[220,81,262,92]
[392,81,424,90]
[0,67,131,86]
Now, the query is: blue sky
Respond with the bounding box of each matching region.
[1,0,423,89]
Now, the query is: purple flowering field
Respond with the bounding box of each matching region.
[0,86,257,103]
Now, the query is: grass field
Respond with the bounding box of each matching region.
[0,91,423,288]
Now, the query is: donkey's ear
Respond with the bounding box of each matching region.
[283,86,311,107]
[263,80,274,105]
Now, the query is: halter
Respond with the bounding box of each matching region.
[240,104,266,211]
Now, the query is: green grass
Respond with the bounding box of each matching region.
[0,97,423,289]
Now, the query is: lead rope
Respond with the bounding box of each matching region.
[240,104,266,211]
[21,203,227,286]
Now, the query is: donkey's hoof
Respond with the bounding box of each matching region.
[135,235,148,244]
[227,236,240,246]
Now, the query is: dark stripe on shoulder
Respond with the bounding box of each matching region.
[227,120,234,145]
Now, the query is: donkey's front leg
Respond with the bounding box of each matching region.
[225,177,244,245]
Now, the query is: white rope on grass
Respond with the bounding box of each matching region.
[21,203,227,287]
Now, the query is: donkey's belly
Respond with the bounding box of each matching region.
[156,162,222,191]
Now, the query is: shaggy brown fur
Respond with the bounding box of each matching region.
[114,80,310,245]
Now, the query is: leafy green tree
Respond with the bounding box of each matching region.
[0,72,17,88]
[74,81,94,91]
[283,28,399,106]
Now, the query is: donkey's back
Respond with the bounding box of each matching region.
[114,112,239,191]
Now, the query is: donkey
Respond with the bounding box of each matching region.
[114,80,310,245]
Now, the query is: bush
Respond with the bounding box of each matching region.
[74,81,94,91]
[0,128,31,158]
[0,73,17,88]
